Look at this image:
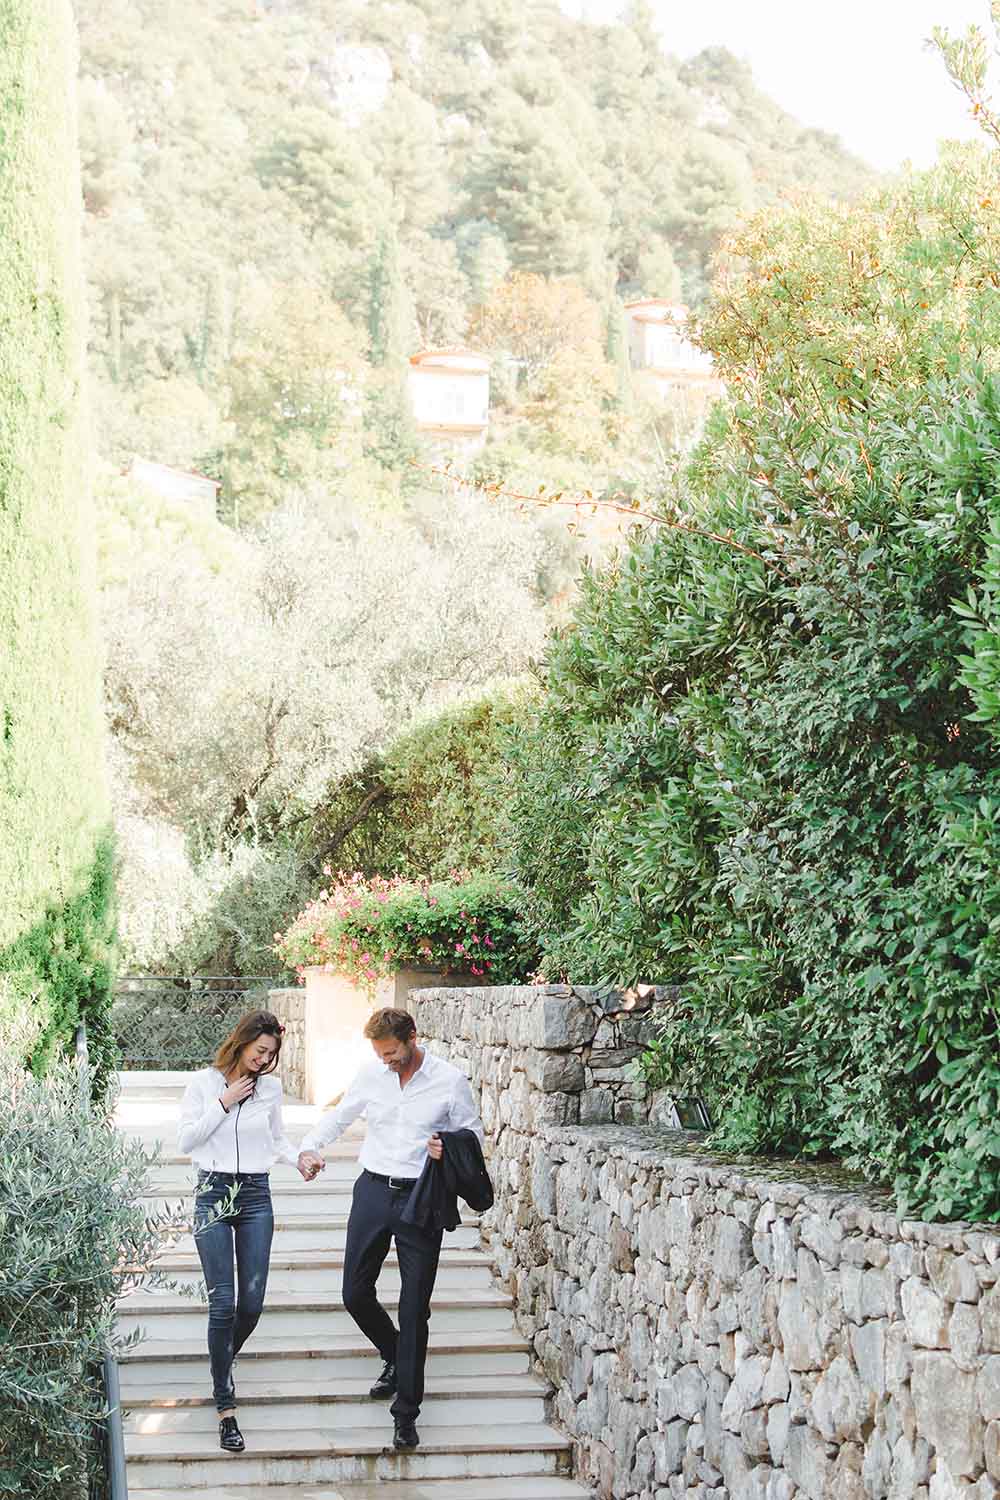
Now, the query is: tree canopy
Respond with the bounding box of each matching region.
[74,0,871,487]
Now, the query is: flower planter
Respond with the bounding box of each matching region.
[300,965,485,1106]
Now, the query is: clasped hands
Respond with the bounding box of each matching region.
[297,1134,442,1182]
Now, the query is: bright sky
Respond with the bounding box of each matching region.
[566,0,991,169]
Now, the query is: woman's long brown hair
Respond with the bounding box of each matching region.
[214,1010,285,1079]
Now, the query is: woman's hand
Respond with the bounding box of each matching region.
[298,1150,325,1181]
[220,1075,255,1110]
[427,1133,443,1160]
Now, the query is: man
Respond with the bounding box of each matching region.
[297,1007,484,1451]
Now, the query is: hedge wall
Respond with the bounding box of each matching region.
[506,149,1000,1223]
[0,0,115,1079]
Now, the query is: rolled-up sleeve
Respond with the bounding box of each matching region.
[299,1069,371,1155]
[178,1074,228,1155]
[269,1079,300,1166]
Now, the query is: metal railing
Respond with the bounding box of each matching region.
[75,1022,129,1500]
[111,974,279,1070]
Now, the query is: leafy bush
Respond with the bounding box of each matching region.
[0,0,116,1081]
[115,814,306,976]
[275,871,537,988]
[307,684,535,881]
[0,1012,176,1497]
[507,142,1000,1221]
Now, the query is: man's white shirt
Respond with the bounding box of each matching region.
[299,1049,484,1179]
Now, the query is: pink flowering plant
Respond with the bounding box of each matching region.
[274,869,537,989]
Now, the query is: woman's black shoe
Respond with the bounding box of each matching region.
[219,1415,245,1452]
[370,1359,397,1398]
[393,1416,419,1449]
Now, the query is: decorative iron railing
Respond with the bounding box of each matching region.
[111,975,280,1071]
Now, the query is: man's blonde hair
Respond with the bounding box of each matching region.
[363,1007,416,1043]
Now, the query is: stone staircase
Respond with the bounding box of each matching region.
[114,1071,591,1500]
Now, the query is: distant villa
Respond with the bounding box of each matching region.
[623,300,718,395]
[407,347,491,449]
[127,456,220,513]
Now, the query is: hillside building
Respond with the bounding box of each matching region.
[624,300,717,396]
[407,348,491,449]
[127,457,220,514]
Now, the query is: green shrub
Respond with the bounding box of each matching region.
[276,871,538,988]
[115,819,305,978]
[0,1015,174,1497]
[0,0,115,1078]
[308,683,535,881]
[507,145,1000,1221]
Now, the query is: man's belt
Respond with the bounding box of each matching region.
[365,1169,418,1190]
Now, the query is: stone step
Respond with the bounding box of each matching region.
[163,1220,484,1252]
[117,1288,515,1342]
[153,1260,495,1294]
[155,1246,488,1271]
[147,1159,363,1188]
[152,1144,362,1168]
[143,1189,368,1218]
[130,1478,592,1500]
[125,1377,548,1435]
[118,1329,533,1384]
[124,1422,573,1489]
[144,1185,479,1218]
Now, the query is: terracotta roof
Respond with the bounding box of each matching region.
[128,456,220,489]
[623,298,690,316]
[409,347,491,371]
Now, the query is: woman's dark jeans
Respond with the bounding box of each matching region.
[193,1171,274,1412]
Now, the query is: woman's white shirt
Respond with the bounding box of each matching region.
[178,1068,299,1173]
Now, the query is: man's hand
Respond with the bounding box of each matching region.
[297,1149,325,1181]
[427,1133,443,1161]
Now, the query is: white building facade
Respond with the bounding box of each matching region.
[624,300,717,395]
[407,348,490,448]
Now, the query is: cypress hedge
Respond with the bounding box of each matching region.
[0,0,116,1081]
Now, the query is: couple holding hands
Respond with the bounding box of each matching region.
[177,1006,487,1456]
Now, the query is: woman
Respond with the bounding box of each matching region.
[178,1009,309,1452]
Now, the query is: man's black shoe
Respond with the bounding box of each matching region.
[370,1359,397,1398]
[393,1416,419,1449]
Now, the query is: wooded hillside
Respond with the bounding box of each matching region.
[76,0,870,508]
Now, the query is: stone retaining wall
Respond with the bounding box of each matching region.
[410,984,1000,1500]
[269,985,306,1101]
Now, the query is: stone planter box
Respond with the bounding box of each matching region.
[270,966,483,1106]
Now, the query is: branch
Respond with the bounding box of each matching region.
[415,462,774,570]
[308,781,392,876]
[220,698,290,842]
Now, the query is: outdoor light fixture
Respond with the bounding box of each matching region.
[666,1095,713,1131]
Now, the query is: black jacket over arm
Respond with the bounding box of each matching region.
[401,1128,494,1235]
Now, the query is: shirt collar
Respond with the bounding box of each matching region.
[384,1047,436,1082]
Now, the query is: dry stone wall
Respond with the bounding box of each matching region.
[410,984,1000,1500]
[269,985,306,1101]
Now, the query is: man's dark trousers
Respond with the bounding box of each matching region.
[342,1169,443,1420]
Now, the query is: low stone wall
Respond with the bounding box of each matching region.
[269,986,306,1101]
[411,984,1000,1500]
[409,981,678,1131]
